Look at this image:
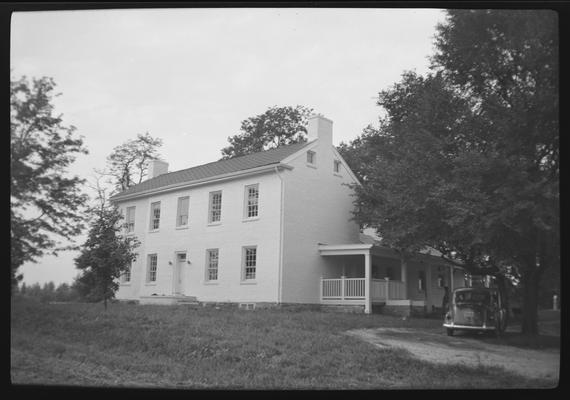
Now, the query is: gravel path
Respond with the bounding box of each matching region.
[346,327,560,381]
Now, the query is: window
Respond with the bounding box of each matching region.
[147,254,158,282]
[418,271,425,291]
[244,184,259,218]
[206,249,219,281]
[208,191,222,223]
[150,201,161,230]
[121,263,132,283]
[385,267,394,280]
[125,206,136,233]
[243,246,257,280]
[306,150,316,165]
[437,274,445,288]
[176,196,189,227]
[334,160,341,173]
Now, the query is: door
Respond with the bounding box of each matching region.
[173,252,186,295]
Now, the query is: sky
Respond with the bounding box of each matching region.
[11,7,447,286]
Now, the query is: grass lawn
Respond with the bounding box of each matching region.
[10,297,557,389]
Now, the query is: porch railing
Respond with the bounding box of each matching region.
[321,277,365,299]
[321,277,406,302]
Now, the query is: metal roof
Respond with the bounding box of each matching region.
[110,141,311,201]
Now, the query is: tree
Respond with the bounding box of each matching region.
[221,105,313,159]
[104,133,163,193]
[342,10,558,336]
[74,193,139,310]
[432,9,559,336]
[11,75,89,287]
[40,281,56,303]
[19,282,27,296]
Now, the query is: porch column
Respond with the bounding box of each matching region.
[426,264,432,309]
[364,251,371,314]
[400,257,408,299]
[449,266,454,292]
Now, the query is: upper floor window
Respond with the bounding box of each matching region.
[176,196,190,227]
[149,201,161,230]
[208,191,222,223]
[243,246,257,280]
[306,150,316,165]
[334,160,341,174]
[206,249,219,282]
[125,206,136,233]
[147,254,158,283]
[244,184,259,219]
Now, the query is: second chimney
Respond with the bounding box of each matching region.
[307,114,333,145]
[148,159,169,179]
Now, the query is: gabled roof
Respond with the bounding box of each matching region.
[110,141,312,201]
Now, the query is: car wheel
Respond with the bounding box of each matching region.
[447,328,454,336]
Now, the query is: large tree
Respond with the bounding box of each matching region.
[11,75,89,287]
[221,105,313,159]
[104,132,163,193]
[341,10,558,336]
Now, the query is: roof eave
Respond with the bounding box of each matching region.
[110,162,293,203]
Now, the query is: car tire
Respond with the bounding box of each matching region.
[447,328,454,336]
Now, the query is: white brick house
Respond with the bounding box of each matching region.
[112,115,464,315]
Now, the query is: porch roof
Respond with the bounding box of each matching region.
[318,242,465,267]
[317,243,398,258]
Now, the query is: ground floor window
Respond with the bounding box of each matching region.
[206,249,219,281]
[147,254,158,282]
[243,246,257,280]
[418,270,425,291]
[121,263,131,283]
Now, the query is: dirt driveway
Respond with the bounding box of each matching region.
[346,326,560,381]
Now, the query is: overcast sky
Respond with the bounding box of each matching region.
[12,7,447,286]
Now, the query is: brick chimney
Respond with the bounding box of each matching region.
[148,159,169,179]
[307,114,333,145]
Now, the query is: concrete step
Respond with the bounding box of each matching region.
[175,295,199,305]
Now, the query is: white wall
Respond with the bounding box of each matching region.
[115,171,283,303]
[280,129,361,304]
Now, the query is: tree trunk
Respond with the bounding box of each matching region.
[521,266,541,336]
[104,296,108,311]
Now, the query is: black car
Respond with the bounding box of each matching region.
[443,287,507,336]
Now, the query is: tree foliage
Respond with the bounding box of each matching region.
[221,105,313,159]
[105,133,163,193]
[16,281,80,303]
[74,200,139,310]
[340,10,558,336]
[11,75,89,287]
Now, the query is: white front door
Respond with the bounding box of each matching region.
[173,252,186,295]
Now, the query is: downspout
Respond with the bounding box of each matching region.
[274,166,285,304]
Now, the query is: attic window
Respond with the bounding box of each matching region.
[334,160,341,173]
[306,150,316,165]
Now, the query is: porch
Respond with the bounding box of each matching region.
[320,277,425,309]
[318,243,461,314]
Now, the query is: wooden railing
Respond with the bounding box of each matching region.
[321,277,365,300]
[321,277,406,302]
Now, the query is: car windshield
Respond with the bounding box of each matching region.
[454,290,490,305]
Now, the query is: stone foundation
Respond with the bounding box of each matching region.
[320,304,365,314]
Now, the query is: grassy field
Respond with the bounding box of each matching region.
[10,297,558,389]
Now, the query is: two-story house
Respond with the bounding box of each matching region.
[112,114,464,315]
